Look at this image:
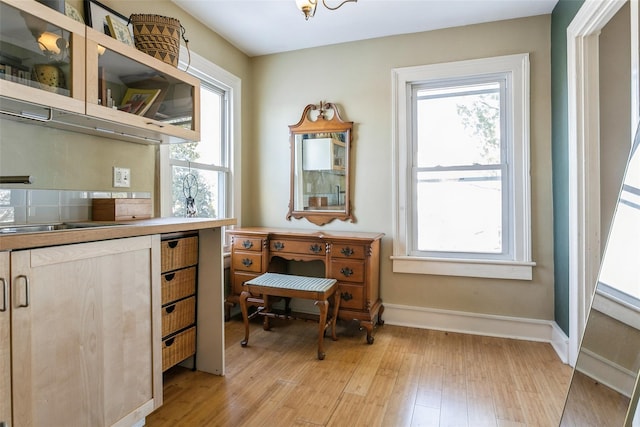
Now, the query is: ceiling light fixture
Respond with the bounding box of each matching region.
[295,0,357,20]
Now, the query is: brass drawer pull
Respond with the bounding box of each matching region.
[340,292,353,301]
[165,304,176,314]
[164,272,175,281]
[274,241,285,251]
[242,258,253,267]
[340,267,353,277]
[242,240,254,249]
[168,240,179,249]
[341,247,354,257]
[310,244,322,253]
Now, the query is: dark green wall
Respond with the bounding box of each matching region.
[551,0,584,335]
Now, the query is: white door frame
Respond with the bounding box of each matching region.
[567,0,629,366]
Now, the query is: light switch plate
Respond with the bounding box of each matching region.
[113,167,130,188]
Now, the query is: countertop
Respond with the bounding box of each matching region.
[0,217,237,251]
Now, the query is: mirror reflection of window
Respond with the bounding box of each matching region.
[598,140,640,302]
[297,133,347,211]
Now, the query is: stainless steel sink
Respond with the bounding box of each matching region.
[0,222,120,234]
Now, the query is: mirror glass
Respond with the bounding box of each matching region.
[287,102,354,226]
[561,125,640,426]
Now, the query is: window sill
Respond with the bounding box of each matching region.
[391,256,535,280]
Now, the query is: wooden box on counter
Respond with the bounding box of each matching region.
[92,198,152,221]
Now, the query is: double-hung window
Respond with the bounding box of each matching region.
[161,49,240,243]
[392,54,534,280]
[168,82,229,219]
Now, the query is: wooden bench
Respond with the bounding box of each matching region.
[239,272,341,360]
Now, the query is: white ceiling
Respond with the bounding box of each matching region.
[171,0,559,57]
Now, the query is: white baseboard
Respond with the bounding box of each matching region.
[576,348,637,397]
[382,303,570,363]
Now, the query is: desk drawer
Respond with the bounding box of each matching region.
[270,239,325,256]
[330,259,365,283]
[162,296,196,337]
[338,283,364,310]
[331,243,366,260]
[232,252,263,273]
[232,236,263,252]
[232,272,260,295]
[162,326,196,372]
[161,266,196,305]
[161,236,198,272]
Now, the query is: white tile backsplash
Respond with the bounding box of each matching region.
[29,189,60,206]
[0,189,152,225]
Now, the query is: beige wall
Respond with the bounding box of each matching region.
[0,2,556,321]
[250,15,555,320]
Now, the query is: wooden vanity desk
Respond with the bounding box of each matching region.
[227,227,384,343]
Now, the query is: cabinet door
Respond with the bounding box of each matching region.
[0,252,10,427]
[85,27,200,143]
[0,0,86,115]
[11,236,161,427]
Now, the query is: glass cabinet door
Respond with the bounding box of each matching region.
[0,0,85,115]
[85,27,200,143]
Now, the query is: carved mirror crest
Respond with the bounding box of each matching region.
[287,102,354,226]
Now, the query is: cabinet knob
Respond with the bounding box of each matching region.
[309,244,322,253]
[341,247,354,257]
[340,292,353,301]
[242,240,253,249]
[242,258,253,267]
[274,241,285,251]
[340,267,353,277]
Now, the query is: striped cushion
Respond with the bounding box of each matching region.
[245,273,336,292]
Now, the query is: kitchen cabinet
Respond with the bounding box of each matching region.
[0,0,200,144]
[0,0,86,115]
[160,233,198,371]
[302,137,346,171]
[0,252,10,427]
[227,228,384,343]
[84,27,200,143]
[7,236,162,427]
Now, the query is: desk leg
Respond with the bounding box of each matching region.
[315,299,329,360]
[262,294,271,331]
[240,291,251,347]
[330,290,341,341]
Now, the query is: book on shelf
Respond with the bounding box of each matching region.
[119,87,161,116]
[120,74,170,119]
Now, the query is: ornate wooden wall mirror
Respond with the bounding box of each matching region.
[287,102,354,226]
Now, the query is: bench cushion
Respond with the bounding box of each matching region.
[245,272,337,293]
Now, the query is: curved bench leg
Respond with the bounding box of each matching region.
[240,290,250,347]
[315,299,329,360]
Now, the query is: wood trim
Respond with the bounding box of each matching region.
[566,0,626,366]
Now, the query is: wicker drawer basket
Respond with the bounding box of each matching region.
[161,236,198,272]
[161,266,196,305]
[162,326,196,372]
[162,296,196,337]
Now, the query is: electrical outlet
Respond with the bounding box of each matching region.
[113,167,130,188]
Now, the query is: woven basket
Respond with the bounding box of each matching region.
[162,327,196,371]
[130,14,182,67]
[162,296,196,337]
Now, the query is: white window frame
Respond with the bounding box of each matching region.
[160,48,242,239]
[391,54,534,280]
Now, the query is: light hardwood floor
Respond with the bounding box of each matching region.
[147,317,572,426]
